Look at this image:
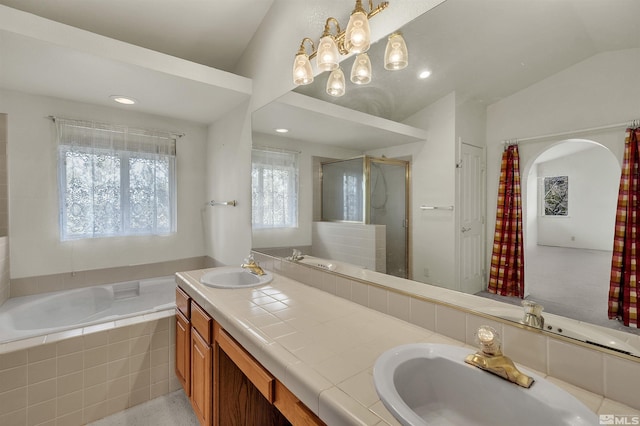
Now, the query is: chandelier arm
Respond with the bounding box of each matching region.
[323,17,342,36]
[367,1,389,19]
[296,0,391,75]
[297,37,316,56]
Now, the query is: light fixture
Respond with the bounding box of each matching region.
[384,33,408,70]
[326,68,346,97]
[292,38,315,85]
[275,128,289,133]
[292,0,403,97]
[351,53,372,85]
[316,18,341,72]
[344,0,371,54]
[110,95,137,105]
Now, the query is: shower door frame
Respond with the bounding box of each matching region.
[365,156,411,280]
[319,155,411,279]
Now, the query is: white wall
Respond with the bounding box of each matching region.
[205,101,253,266]
[486,48,640,281]
[369,92,456,288]
[536,145,619,250]
[251,132,360,250]
[407,92,456,289]
[1,89,207,278]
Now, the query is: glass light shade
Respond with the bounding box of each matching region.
[317,35,340,71]
[350,53,372,85]
[344,11,370,54]
[384,33,409,70]
[292,53,314,85]
[326,68,346,97]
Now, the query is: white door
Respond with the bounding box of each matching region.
[459,143,485,294]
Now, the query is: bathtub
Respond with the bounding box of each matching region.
[0,275,176,348]
[479,306,638,356]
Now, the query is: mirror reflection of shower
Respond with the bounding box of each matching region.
[319,156,410,279]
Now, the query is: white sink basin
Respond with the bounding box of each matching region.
[200,267,272,289]
[373,343,598,426]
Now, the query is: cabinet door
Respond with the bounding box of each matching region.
[175,310,191,396]
[191,329,213,426]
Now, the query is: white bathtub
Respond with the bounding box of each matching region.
[479,306,638,356]
[0,276,176,346]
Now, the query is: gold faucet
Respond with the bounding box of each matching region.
[241,255,266,276]
[465,326,535,388]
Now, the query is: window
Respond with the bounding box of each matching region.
[543,175,568,216]
[56,118,177,240]
[251,148,298,229]
[342,172,363,222]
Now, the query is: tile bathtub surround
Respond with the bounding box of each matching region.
[311,222,386,273]
[9,256,209,298]
[0,317,179,426]
[251,252,640,413]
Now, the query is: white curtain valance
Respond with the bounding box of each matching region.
[54,117,178,156]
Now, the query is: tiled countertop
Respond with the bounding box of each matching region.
[176,268,625,425]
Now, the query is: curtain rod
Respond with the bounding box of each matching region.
[252,145,302,154]
[47,115,185,139]
[502,118,640,145]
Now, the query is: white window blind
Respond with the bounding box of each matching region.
[251,148,299,229]
[56,118,177,240]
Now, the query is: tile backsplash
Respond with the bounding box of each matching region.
[254,251,640,411]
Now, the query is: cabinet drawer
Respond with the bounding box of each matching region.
[217,328,274,403]
[175,286,190,319]
[191,301,212,344]
[274,381,325,426]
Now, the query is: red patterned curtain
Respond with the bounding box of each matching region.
[609,127,640,328]
[488,144,525,298]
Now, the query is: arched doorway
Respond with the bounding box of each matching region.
[523,139,620,326]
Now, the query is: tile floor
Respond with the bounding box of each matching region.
[87,390,197,426]
[478,245,640,336]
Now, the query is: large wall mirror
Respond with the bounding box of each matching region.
[252,0,640,357]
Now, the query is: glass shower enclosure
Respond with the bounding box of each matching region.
[321,156,410,279]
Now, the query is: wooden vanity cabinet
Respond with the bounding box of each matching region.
[175,287,191,396]
[175,287,215,426]
[215,326,290,426]
[274,381,325,426]
[191,301,214,426]
[175,285,324,426]
[214,326,325,426]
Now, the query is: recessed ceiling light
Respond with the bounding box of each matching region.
[418,70,432,79]
[275,128,289,133]
[110,95,137,105]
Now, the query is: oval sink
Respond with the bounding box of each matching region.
[200,267,272,289]
[373,343,598,426]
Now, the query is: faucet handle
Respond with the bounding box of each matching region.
[521,300,545,328]
[522,300,543,315]
[475,326,501,356]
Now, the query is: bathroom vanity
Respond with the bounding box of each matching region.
[175,267,638,425]
[175,281,323,425]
